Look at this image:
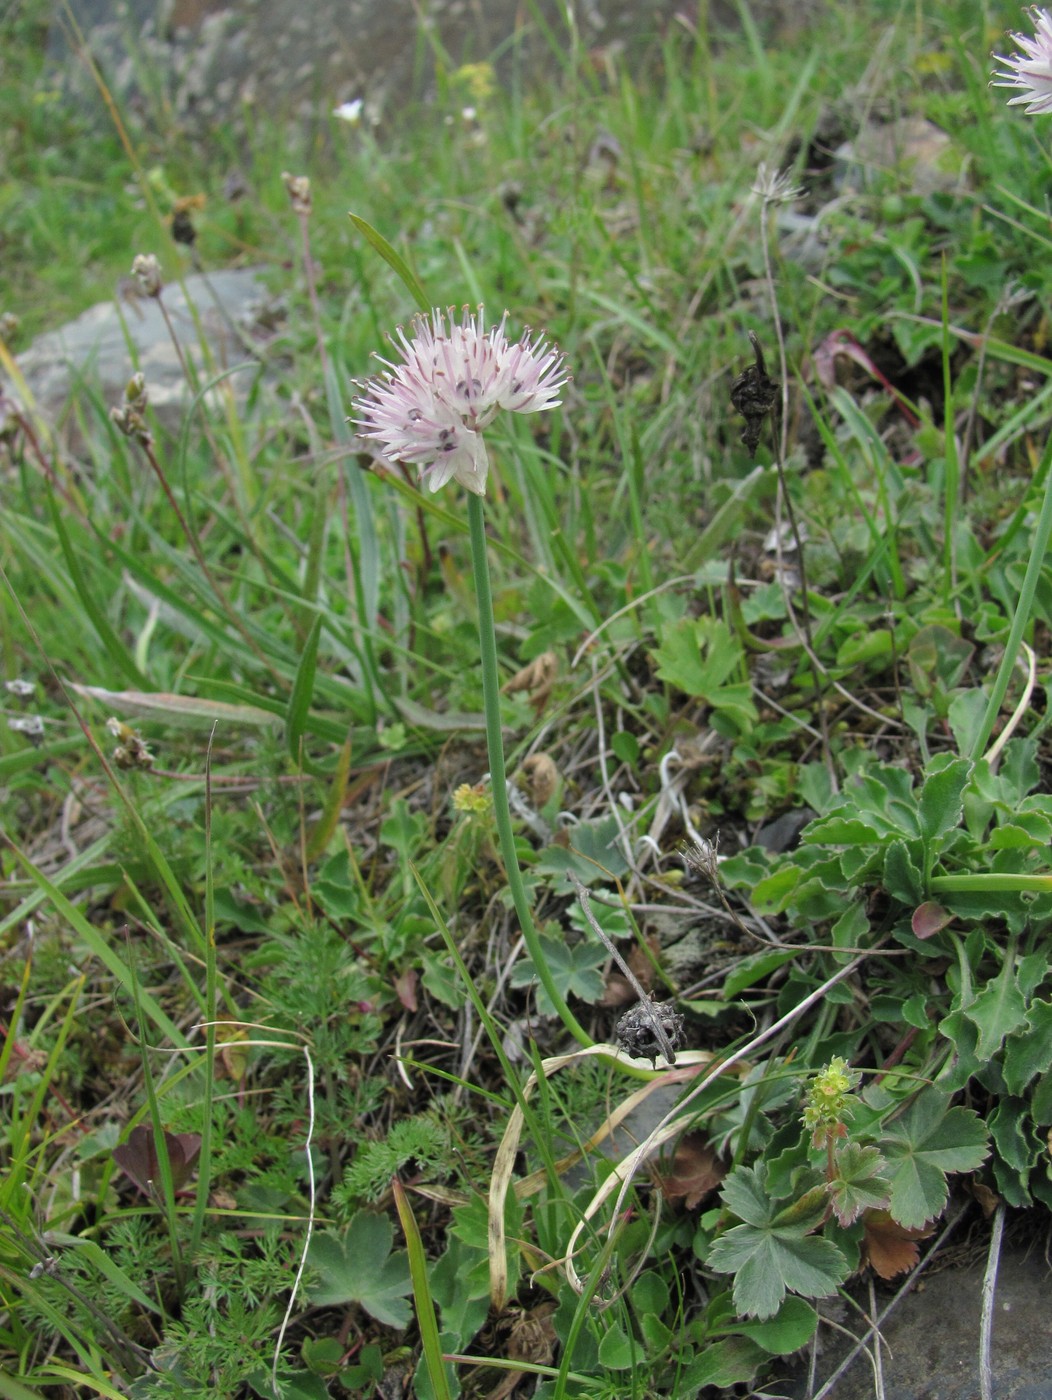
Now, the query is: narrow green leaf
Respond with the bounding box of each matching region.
[286,614,322,766]
[394,1180,454,1400]
[349,214,430,313]
[57,1238,162,1315]
[306,733,354,860]
[0,1374,45,1400]
[5,844,187,1048]
[47,493,150,689]
[722,950,798,999]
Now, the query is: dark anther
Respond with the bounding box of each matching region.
[729,330,780,454]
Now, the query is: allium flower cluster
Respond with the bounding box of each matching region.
[993,7,1052,114]
[353,306,568,496]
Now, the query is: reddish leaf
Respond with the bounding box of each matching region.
[657,1132,726,1209]
[394,966,418,1012]
[861,1208,933,1279]
[813,329,920,428]
[912,901,954,940]
[970,1180,1000,1218]
[113,1125,201,1196]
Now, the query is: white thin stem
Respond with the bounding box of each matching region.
[273,1046,316,1391]
[979,1201,1006,1400]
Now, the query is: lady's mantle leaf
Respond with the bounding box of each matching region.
[508,932,606,1015]
[828,1142,890,1226]
[708,1164,849,1318]
[307,1211,412,1328]
[879,1089,989,1229]
[708,1225,848,1319]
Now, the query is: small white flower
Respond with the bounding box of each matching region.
[993,7,1052,113]
[8,715,44,738]
[333,98,364,124]
[353,307,568,496]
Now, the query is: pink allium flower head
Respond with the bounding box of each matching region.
[353,306,568,495]
[993,7,1052,114]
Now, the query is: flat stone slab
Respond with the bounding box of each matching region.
[7,267,274,443]
[779,1230,1052,1399]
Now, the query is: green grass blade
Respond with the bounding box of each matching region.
[4,842,189,1048]
[392,1178,453,1400]
[285,613,322,766]
[46,493,150,689]
[349,214,430,313]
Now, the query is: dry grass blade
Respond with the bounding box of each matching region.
[487,1043,722,1308]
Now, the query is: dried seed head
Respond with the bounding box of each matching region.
[111,374,152,445]
[282,171,312,216]
[752,161,805,205]
[131,253,163,298]
[8,715,44,742]
[107,717,154,770]
[616,996,685,1068]
[522,752,559,808]
[504,651,558,716]
[683,835,721,883]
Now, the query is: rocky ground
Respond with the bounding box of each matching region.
[50,0,822,135]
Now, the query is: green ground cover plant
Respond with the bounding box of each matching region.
[3,0,1052,1394]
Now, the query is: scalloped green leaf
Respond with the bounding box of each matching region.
[307,1212,412,1328]
[880,1090,990,1229]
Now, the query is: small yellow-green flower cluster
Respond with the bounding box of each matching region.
[452,783,491,816]
[802,1056,859,1143]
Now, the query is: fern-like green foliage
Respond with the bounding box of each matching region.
[334,1111,454,1211]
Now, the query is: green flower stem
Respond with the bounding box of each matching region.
[467,493,592,1048]
[969,431,1052,762]
[930,873,1052,894]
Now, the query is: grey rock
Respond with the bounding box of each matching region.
[778,1228,1052,1399]
[834,116,970,197]
[7,267,277,445]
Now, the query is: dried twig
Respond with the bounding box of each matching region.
[567,870,681,1067]
[979,1200,1006,1400]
